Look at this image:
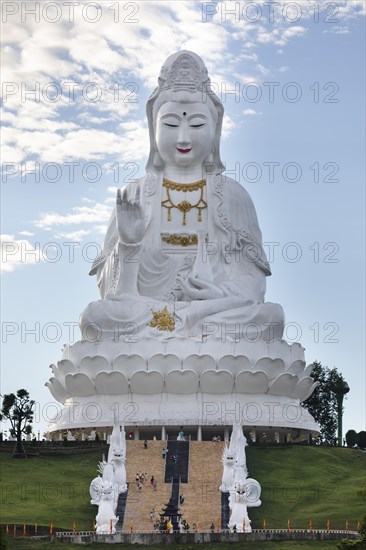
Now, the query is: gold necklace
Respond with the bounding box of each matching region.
[162,177,207,225]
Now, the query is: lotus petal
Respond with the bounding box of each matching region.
[290,342,305,363]
[57,359,77,379]
[200,370,234,393]
[148,354,181,375]
[95,371,129,394]
[134,337,167,358]
[301,363,316,378]
[113,354,146,378]
[287,360,306,376]
[130,371,164,394]
[234,340,268,364]
[199,338,234,359]
[45,378,70,403]
[183,354,216,374]
[49,363,65,385]
[290,378,318,402]
[218,355,251,375]
[299,381,318,402]
[49,363,58,376]
[266,340,291,365]
[254,358,285,380]
[165,370,199,394]
[80,356,111,380]
[290,377,316,399]
[164,338,199,358]
[65,373,95,396]
[269,373,298,396]
[235,371,269,393]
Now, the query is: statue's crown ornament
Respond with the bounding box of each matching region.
[159,52,209,92]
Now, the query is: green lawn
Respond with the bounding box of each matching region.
[0,446,364,531]
[3,540,343,550]
[245,446,366,531]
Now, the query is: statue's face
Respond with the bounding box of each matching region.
[155,101,214,169]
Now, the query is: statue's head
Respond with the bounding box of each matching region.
[146,51,224,174]
[101,480,114,501]
[222,446,235,465]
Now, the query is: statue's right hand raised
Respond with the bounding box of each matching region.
[116,187,145,244]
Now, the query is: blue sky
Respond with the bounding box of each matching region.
[1,0,365,437]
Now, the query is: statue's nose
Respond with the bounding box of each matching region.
[177,123,190,146]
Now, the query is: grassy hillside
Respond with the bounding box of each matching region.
[0,445,364,531]
[246,446,365,530]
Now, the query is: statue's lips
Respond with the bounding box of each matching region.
[176,148,192,154]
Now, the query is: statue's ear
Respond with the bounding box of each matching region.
[153,151,164,169]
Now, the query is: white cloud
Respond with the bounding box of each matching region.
[0,234,43,273]
[322,27,350,35]
[54,229,91,241]
[1,0,364,167]
[18,230,34,236]
[243,109,262,116]
[221,114,237,139]
[34,203,113,230]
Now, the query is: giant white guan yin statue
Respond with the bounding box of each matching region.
[45,51,319,435]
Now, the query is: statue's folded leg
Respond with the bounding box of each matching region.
[79,294,161,339]
[175,298,284,341]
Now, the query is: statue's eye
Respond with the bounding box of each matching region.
[190,123,204,128]
[164,123,179,127]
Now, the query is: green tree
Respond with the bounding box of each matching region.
[358,431,366,450]
[0,389,35,458]
[303,361,349,445]
[345,429,359,447]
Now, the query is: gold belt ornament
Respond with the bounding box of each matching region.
[162,234,198,247]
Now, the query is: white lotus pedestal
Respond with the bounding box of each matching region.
[46,336,319,437]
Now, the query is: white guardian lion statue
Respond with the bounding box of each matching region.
[221,423,261,532]
[107,424,127,494]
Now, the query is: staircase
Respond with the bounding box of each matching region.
[165,440,190,483]
[121,440,225,532]
[177,441,224,530]
[116,487,129,531]
[221,491,230,530]
[122,441,171,532]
